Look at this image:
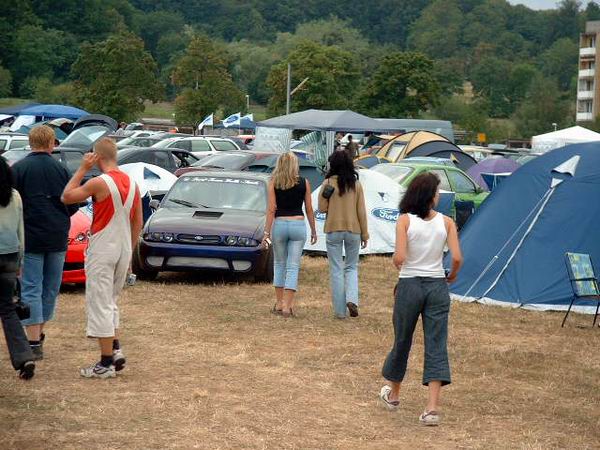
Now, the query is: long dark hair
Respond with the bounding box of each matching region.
[0,157,13,207]
[399,172,440,219]
[326,150,357,195]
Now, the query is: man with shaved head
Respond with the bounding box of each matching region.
[62,138,142,378]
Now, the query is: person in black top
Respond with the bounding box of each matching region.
[12,125,77,361]
[263,152,317,317]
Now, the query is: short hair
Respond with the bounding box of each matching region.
[29,125,56,150]
[94,137,118,161]
[0,156,13,207]
[399,172,440,219]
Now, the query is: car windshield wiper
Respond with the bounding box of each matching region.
[200,164,224,169]
[168,198,208,208]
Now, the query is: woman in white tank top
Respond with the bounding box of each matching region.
[379,172,462,426]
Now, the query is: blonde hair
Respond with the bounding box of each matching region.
[94,137,117,161]
[28,125,55,150]
[272,152,300,190]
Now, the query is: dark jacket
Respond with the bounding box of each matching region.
[13,152,77,253]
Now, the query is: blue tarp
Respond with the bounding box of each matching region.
[18,104,88,120]
[448,143,600,312]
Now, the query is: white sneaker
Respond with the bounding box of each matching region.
[113,348,126,372]
[378,385,400,411]
[80,362,116,379]
[419,410,441,426]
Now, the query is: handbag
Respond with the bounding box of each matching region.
[13,279,30,321]
[322,179,335,199]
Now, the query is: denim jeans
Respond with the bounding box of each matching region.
[272,219,306,291]
[326,232,361,318]
[0,253,34,369]
[20,251,66,326]
[382,277,451,386]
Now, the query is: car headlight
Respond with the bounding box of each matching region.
[144,232,176,243]
[225,236,238,246]
[75,232,88,243]
[237,237,259,247]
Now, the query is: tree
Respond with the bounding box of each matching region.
[72,32,163,121]
[470,57,540,117]
[539,37,578,91]
[171,35,245,128]
[7,25,78,93]
[408,0,463,58]
[229,41,279,105]
[266,41,359,115]
[513,76,571,137]
[133,11,185,56]
[0,65,12,97]
[358,51,440,118]
[33,78,78,105]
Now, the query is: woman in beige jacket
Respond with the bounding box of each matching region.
[318,151,369,318]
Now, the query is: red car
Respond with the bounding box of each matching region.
[62,211,91,284]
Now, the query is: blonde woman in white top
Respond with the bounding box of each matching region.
[379,172,462,426]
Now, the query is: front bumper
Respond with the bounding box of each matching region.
[62,242,86,284]
[138,240,270,275]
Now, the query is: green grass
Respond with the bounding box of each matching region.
[142,101,176,120]
[0,97,33,108]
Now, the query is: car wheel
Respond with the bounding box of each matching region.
[255,248,274,283]
[132,249,158,281]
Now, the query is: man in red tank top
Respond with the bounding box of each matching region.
[62,138,143,378]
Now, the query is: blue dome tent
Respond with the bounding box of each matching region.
[449,143,600,313]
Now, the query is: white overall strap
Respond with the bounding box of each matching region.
[100,174,124,212]
[123,176,136,212]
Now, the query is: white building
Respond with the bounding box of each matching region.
[577,21,600,123]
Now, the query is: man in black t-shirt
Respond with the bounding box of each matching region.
[13,125,77,361]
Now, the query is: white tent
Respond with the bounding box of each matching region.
[304,169,404,255]
[531,126,600,153]
[119,163,177,197]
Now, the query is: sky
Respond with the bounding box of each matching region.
[507,0,561,9]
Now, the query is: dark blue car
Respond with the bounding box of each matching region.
[133,171,273,281]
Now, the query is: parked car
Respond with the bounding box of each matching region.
[372,161,488,209]
[117,147,199,173]
[57,114,117,153]
[0,133,29,154]
[116,132,188,149]
[151,136,241,157]
[2,149,30,166]
[133,171,273,281]
[62,211,91,284]
[108,130,156,142]
[174,151,325,188]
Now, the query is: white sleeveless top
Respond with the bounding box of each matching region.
[399,213,447,278]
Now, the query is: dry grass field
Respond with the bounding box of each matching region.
[1,256,599,450]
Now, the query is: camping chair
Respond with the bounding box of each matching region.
[562,253,600,327]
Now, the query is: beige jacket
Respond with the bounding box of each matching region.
[318,176,369,241]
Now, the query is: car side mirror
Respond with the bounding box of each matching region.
[149,199,160,210]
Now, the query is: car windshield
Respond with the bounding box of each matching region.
[373,165,414,183]
[2,150,30,164]
[191,153,252,169]
[164,176,266,212]
[60,126,108,149]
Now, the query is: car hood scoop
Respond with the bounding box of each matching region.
[193,211,223,219]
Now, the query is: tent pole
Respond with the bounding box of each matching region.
[460,189,553,301]
[478,187,556,301]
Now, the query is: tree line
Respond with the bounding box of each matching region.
[0,0,597,139]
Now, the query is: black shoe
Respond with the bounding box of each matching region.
[347,302,359,318]
[19,361,35,380]
[31,345,43,361]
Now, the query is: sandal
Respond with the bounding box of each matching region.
[271,303,283,315]
[281,309,295,318]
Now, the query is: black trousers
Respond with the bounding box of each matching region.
[0,253,34,370]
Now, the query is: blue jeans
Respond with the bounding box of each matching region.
[382,278,451,386]
[326,232,361,317]
[20,251,66,326]
[272,219,306,291]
